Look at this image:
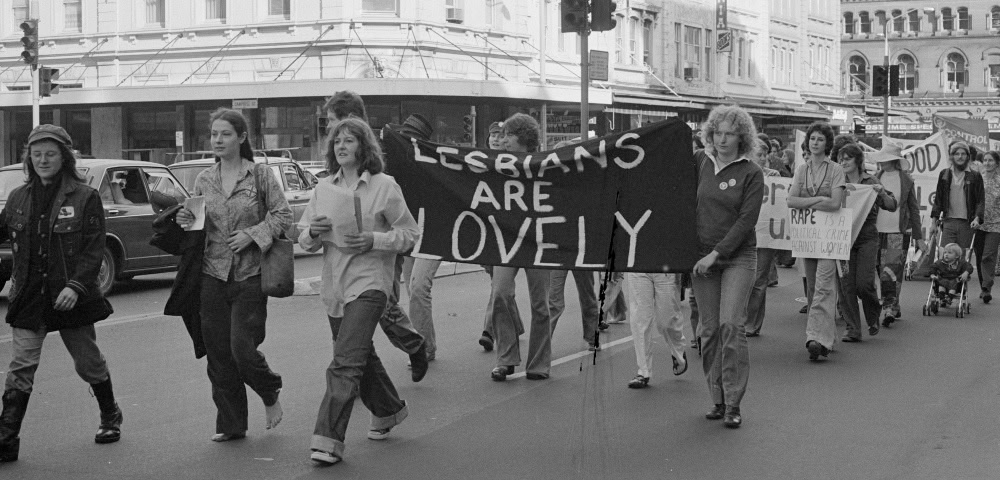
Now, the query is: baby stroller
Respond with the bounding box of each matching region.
[922,231,975,318]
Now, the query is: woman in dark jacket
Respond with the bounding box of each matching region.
[0,125,118,463]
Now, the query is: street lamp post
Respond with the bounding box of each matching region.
[881,8,935,138]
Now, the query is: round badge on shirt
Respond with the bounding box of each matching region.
[719,182,728,190]
[729,179,736,187]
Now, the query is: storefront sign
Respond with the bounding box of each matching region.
[232,99,258,109]
[589,50,609,82]
[717,30,732,53]
[716,0,728,30]
[788,208,854,260]
[382,120,699,272]
[756,178,876,252]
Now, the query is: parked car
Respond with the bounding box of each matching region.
[0,159,190,296]
[168,156,315,239]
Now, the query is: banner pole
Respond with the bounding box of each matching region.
[593,189,621,364]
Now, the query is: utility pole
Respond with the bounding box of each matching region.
[580,28,589,141]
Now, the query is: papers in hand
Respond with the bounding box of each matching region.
[182,196,206,231]
[314,182,363,245]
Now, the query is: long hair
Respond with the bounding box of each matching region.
[209,108,254,161]
[501,113,540,152]
[802,122,835,157]
[701,104,757,158]
[326,117,384,176]
[22,140,86,184]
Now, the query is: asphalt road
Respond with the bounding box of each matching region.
[0,260,998,480]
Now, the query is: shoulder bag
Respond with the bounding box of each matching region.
[254,165,295,298]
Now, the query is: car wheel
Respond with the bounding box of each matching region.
[97,247,117,297]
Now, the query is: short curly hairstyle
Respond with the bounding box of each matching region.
[701,105,757,158]
[802,122,835,157]
[501,113,540,152]
[829,133,856,165]
[837,143,865,172]
[324,90,368,123]
[326,117,384,176]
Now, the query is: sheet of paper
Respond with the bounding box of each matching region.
[315,182,362,245]
[183,196,206,231]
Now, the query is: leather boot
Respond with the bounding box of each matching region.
[0,389,30,462]
[91,378,123,444]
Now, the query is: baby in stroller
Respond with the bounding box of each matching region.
[929,243,974,306]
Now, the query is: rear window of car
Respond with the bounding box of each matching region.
[170,165,211,193]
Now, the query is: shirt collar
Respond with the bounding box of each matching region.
[705,151,749,175]
[330,169,371,189]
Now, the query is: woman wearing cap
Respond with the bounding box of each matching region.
[836,144,896,342]
[0,125,119,462]
[874,142,927,325]
[787,121,845,361]
[692,105,764,428]
[972,150,1000,304]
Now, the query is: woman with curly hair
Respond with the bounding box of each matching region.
[787,121,846,361]
[299,117,419,465]
[692,105,764,428]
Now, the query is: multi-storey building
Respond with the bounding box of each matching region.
[840,0,1000,139]
[1,1,851,166]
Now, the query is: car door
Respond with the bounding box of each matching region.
[100,167,161,272]
[272,163,313,239]
[142,166,190,266]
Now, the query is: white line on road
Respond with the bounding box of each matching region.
[0,311,168,343]
[506,334,635,380]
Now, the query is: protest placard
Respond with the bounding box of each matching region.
[756,178,876,250]
[788,208,854,260]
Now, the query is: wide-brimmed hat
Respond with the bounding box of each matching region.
[27,124,72,146]
[867,141,910,171]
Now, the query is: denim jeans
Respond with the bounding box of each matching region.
[804,258,838,349]
[481,267,524,339]
[5,324,110,393]
[379,255,424,356]
[691,247,755,407]
[490,267,552,375]
[837,236,880,338]
[625,273,686,378]
[745,248,779,335]
[878,233,909,316]
[941,218,974,251]
[972,231,1000,294]
[200,275,282,435]
[312,290,407,459]
[406,257,441,359]
[548,270,599,344]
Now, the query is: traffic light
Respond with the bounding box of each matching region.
[888,64,900,97]
[561,0,588,33]
[39,67,60,97]
[854,123,866,136]
[19,19,39,69]
[591,0,617,32]
[872,65,888,97]
[463,115,474,142]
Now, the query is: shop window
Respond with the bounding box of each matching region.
[64,0,82,32]
[269,0,290,19]
[897,54,916,92]
[945,52,968,91]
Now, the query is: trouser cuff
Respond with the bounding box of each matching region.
[310,435,345,459]
[370,401,409,430]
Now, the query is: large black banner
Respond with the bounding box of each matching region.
[382,119,699,273]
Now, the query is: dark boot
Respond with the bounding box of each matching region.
[91,378,122,444]
[0,389,30,463]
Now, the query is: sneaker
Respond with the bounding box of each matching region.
[806,340,829,361]
[478,332,494,352]
[310,449,340,465]
[627,375,650,389]
[368,427,392,441]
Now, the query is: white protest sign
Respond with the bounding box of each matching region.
[788,208,854,260]
[894,132,950,240]
[756,178,877,250]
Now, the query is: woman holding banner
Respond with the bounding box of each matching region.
[873,142,926,326]
[836,144,896,342]
[692,105,764,429]
[972,150,1000,304]
[488,113,554,382]
[787,122,846,361]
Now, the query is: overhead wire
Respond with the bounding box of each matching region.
[275,24,335,81]
[180,29,245,85]
[428,27,507,81]
[118,33,182,86]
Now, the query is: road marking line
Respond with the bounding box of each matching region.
[507,335,635,380]
[0,311,168,343]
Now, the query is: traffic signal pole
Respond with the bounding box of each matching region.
[882,29,889,141]
[580,28,589,142]
[32,67,39,127]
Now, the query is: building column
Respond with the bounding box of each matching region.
[91,106,124,160]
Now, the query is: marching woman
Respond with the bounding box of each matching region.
[300,117,418,465]
[836,143,896,342]
[692,105,764,428]
[176,108,291,442]
[0,125,118,462]
[972,150,1000,303]
[787,122,846,361]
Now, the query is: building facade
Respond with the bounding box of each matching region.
[1,0,849,165]
[841,0,1000,139]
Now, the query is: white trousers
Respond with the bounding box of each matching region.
[625,273,686,378]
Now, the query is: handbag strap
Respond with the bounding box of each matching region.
[253,164,267,225]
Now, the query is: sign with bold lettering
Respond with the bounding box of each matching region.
[589,50,609,81]
[756,178,877,253]
[717,30,732,53]
[933,114,990,151]
[788,208,854,260]
[382,120,699,272]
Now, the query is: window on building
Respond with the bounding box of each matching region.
[843,12,855,34]
[941,8,954,31]
[145,0,164,25]
[13,0,28,22]
[615,18,624,63]
[269,0,290,18]
[990,63,1000,90]
[907,10,920,32]
[704,29,712,81]
[674,23,682,77]
[809,43,816,80]
[630,17,639,65]
[898,54,916,92]
[859,12,871,33]
[445,0,463,23]
[957,7,970,30]
[683,26,702,78]
[784,47,793,85]
[643,20,652,67]
[946,52,968,90]
[486,0,505,30]
[737,37,745,77]
[891,10,904,33]
[770,45,777,83]
[849,55,868,92]
[874,11,887,34]
[992,6,1000,29]
[64,0,82,31]
[748,39,756,79]
[362,0,398,14]
[205,0,225,21]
